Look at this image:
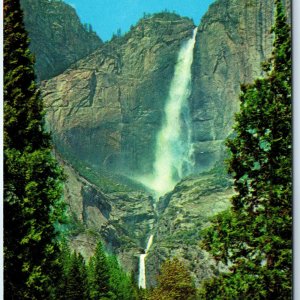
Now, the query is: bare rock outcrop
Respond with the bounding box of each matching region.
[190,0,290,171]
[21,0,102,80]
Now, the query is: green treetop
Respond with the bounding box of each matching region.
[107,254,139,300]
[88,241,111,299]
[65,252,88,300]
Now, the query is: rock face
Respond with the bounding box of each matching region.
[60,157,156,273]
[42,14,194,177]
[190,0,277,172]
[21,0,102,81]
[146,173,233,287]
[60,153,233,286]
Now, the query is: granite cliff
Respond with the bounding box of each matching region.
[22,0,290,287]
[147,172,233,286]
[59,156,156,273]
[145,0,290,286]
[21,0,102,81]
[42,13,194,177]
[190,0,276,172]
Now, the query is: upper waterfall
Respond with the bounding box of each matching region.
[140,27,198,197]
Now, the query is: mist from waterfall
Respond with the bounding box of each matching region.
[140,27,197,197]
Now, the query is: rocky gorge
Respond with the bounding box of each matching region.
[21,0,290,287]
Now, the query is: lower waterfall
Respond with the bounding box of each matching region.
[138,235,154,289]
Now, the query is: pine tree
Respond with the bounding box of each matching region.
[200,1,291,298]
[55,242,72,300]
[107,254,138,300]
[147,258,196,300]
[88,241,111,300]
[65,252,88,300]
[4,0,65,298]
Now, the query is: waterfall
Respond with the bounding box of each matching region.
[137,28,197,288]
[139,27,197,197]
[138,235,154,289]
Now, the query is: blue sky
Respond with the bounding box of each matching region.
[64,0,215,41]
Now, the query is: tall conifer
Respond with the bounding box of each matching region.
[201,0,291,298]
[4,0,65,298]
[65,253,88,300]
[88,241,111,299]
[107,254,138,300]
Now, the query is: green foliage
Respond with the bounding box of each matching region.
[57,146,146,193]
[55,242,89,300]
[200,1,291,298]
[140,10,183,21]
[107,255,139,300]
[4,0,66,298]
[55,241,72,300]
[88,241,111,299]
[55,240,139,300]
[147,258,196,300]
[65,252,88,300]
[150,11,182,21]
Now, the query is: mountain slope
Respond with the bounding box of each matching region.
[21,0,102,81]
[39,12,196,280]
[147,173,233,286]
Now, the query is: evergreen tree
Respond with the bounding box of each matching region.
[107,254,138,300]
[116,28,122,37]
[147,258,196,300]
[65,252,88,300]
[200,1,291,298]
[4,0,65,298]
[55,242,72,300]
[88,241,111,299]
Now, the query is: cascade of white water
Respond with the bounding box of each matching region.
[138,235,154,289]
[139,27,198,197]
[137,28,197,288]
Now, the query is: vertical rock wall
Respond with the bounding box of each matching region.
[190,0,286,172]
